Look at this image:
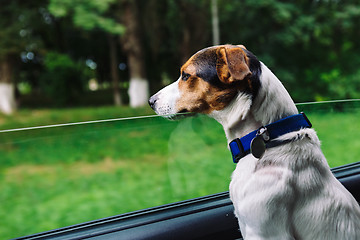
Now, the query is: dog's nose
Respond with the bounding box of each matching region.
[148,95,158,110]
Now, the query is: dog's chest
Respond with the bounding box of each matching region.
[229,155,261,207]
[229,154,297,237]
[229,155,257,191]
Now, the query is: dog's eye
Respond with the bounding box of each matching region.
[181,72,190,81]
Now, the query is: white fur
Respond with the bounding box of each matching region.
[150,78,180,118]
[217,63,360,239]
[152,59,360,239]
[251,63,298,125]
[209,92,260,142]
[230,129,360,239]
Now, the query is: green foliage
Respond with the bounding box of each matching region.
[219,0,360,101]
[320,68,360,100]
[0,1,43,59]
[48,0,125,35]
[2,0,360,106]
[39,52,91,106]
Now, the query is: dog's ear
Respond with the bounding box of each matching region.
[216,47,251,84]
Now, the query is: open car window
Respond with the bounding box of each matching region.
[1,99,360,239]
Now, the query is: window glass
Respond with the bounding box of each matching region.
[297,100,360,167]
[1,100,359,239]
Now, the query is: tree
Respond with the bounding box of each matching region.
[48,0,125,106]
[0,2,28,114]
[0,56,16,114]
[134,0,211,96]
[177,0,211,63]
[39,52,90,106]
[120,0,149,107]
[218,0,360,101]
[2,0,359,111]
[0,1,48,114]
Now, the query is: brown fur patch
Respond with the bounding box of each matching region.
[176,75,238,114]
[181,60,197,76]
[175,45,252,114]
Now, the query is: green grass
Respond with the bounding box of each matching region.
[0,104,360,239]
[306,111,360,167]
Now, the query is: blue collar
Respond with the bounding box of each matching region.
[229,112,312,163]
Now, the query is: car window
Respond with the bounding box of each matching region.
[1,100,359,239]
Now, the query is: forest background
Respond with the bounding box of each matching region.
[1,0,360,116]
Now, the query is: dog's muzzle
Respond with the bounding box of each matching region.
[148,95,158,110]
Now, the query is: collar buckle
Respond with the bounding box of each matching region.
[256,126,270,141]
[250,127,269,159]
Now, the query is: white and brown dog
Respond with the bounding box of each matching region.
[149,44,360,239]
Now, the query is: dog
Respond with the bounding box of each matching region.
[149,44,360,239]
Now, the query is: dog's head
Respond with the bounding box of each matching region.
[149,44,261,119]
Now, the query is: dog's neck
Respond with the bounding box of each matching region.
[210,62,298,143]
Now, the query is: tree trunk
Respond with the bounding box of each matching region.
[121,0,149,108]
[0,59,16,115]
[211,0,220,45]
[178,1,209,63]
[108,34,122,106]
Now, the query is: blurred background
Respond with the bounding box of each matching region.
[1,0,360,239]
[1,0,360,116]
